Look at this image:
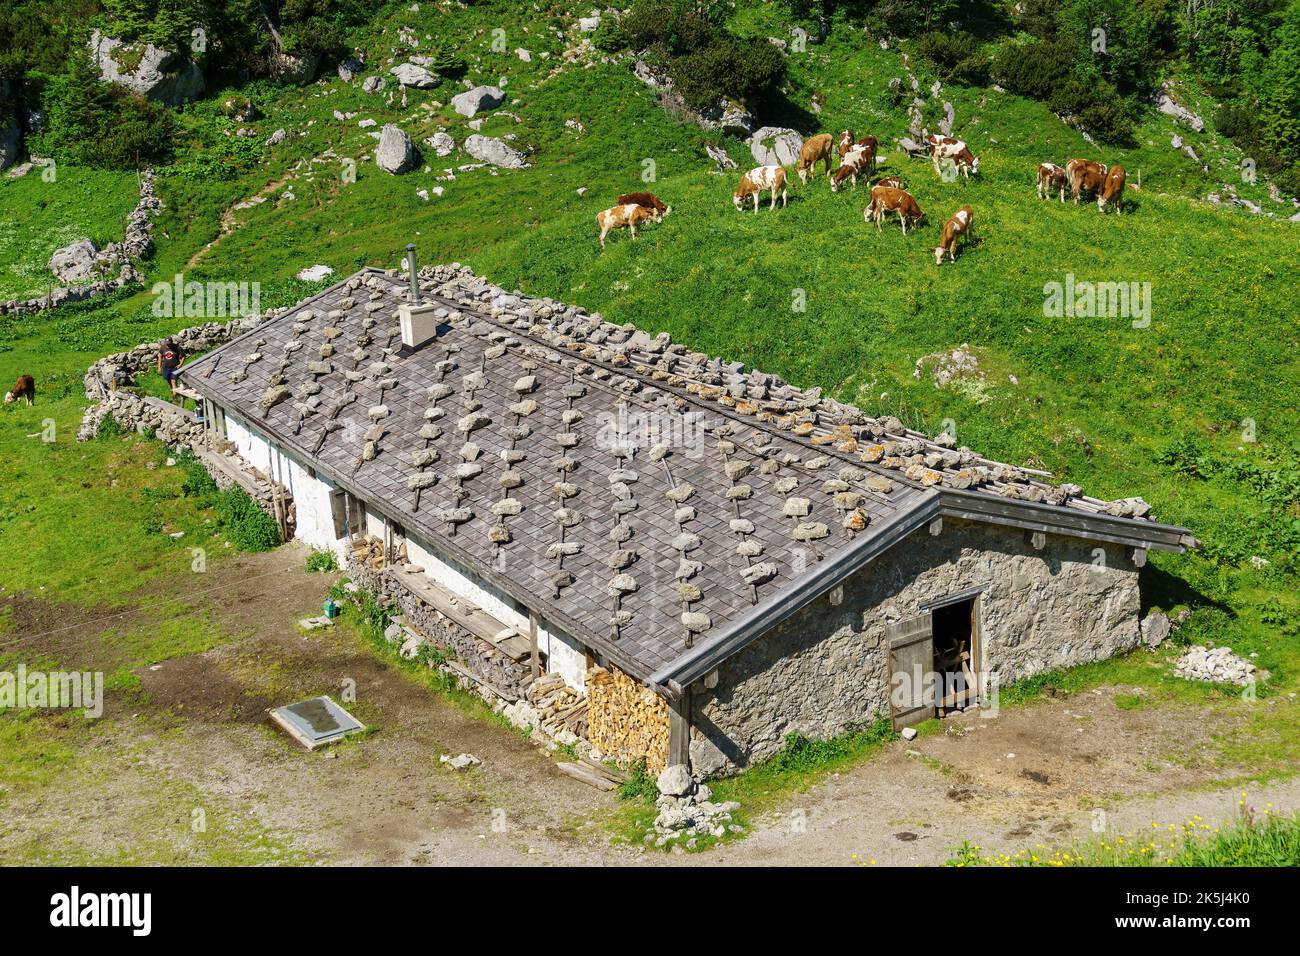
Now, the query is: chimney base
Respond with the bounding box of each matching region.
[399,303,441,349]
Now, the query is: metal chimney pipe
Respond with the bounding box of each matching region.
[405,243,422,305]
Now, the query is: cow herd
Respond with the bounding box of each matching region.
[595,128,1129,263]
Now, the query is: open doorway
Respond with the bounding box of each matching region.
[931,597,978,715]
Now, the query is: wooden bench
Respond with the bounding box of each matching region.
[387,563,532,662]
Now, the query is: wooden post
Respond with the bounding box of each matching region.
[529,612,541,679]
[668,687,692,769]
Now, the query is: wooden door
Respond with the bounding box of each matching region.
[888,613,935,730]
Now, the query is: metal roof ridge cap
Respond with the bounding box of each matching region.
[648,491,941,693]
[936,486,1193,537]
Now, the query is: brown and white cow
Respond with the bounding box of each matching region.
[597,203,658,247]
[838,130,879,159]
[874,174,905,191]
[1097,164,1126,213]
[837,129,855,158]
[797,133,834,184]
[830,144,875,192]
[1036,163,1068,202]
[734,165,788,212]
[934,205,974,265]
[927,134,979,178]
[864,185,924,234]
[616,191,671,217]
[1066,158,1108,204]
[5,374,35,406]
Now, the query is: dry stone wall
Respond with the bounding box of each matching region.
[1,169,161,316]
[689,519,1142,776]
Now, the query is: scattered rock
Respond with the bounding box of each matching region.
[425,130,455,156]
[656,763,694,797]
[390,62,439,89]
[375,124,418,174]
[338,58,364,83]
[1174,645,1256,686]
[265,128,286,147]
[1153,84,1205,132]
[296,265,334,282]
[362,75,386,94]
[1140,611,1171,648]
[452,85,506,117]
[440,752,481,770]
[901,726,918,740]
[463,134,528,169]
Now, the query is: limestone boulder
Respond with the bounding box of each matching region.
[656,763,694,797]
[88,30,204,106]
[452,85,505,117]
[390,62,439,89]
[748,126,804,166]
[375,125,417,174]
[49,239,101,283]
[463,134,527,168]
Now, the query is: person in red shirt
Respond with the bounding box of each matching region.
[158,338,185,399]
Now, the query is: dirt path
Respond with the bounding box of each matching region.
[183,174,294,270]
[4,544,1295,866]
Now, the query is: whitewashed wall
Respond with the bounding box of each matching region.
[223,411,347,562]
[398,527,589,690]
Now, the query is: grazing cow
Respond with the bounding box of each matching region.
[864,185,924,234]
[934,205,975,265]
[927,135,979,178]
[874,174,905,190]
[734,165,788,212]
[837,129,855,158]
[830,144,875,192]
[616,192,670,217]
[5,374,35,406]
[1098,164,1127,213]
[797,133,834,184]
[597,203,658,247]
[1036,163,1068,202]
[1066,158,1108,204]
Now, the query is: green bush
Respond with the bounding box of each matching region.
[33,54,175,169]
[306,548,338,573]
[617,758,658,801]
[599,2,786,111]
[215,486,281,552]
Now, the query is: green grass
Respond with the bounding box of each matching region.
[0,166,141,300]
[947,808,1300,866]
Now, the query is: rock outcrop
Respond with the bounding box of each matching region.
[748,126,804,166]
[88,30,204,106]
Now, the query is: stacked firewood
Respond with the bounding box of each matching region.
[352,536,386,572]
[586,665,671,774]
[524,673,588,737]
